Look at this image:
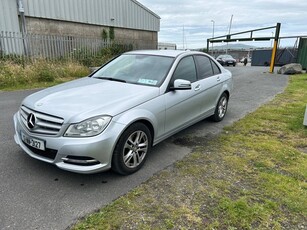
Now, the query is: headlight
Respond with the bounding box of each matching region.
[64,116,112,137]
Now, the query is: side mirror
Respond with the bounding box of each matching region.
[170,79,192,91]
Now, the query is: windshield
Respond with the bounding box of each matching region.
[92,54,174,87]
[220,55,233,59]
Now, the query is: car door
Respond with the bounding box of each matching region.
[194,55,223,116]
[164,56,201,135]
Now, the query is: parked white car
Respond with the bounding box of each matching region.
[13,50,233,175]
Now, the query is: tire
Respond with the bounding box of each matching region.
[112,122,152,175]
[211,93,228,122]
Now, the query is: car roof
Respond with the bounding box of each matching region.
[218,54,233,57]
[125,50,206,58]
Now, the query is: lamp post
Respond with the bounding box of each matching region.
[211,20,215,56]
[226,14,233,54]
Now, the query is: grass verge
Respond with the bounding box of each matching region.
[72,74,307,230]
[0,60,90,91]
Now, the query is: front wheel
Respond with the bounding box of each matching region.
[211,93,228,122]
[112,123,152,175]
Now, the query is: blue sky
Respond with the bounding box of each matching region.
[138,0,307,49]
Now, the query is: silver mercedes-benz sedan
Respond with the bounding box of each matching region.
[13,50,233,175]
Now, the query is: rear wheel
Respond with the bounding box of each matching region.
[112,123,152,175]
[211,93,228,122]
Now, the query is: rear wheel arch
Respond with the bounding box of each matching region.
[211,91,229,122]
[223,90,230,100]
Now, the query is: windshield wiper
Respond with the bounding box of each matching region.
[95,77,126,83]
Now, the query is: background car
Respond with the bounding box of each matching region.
[13,50,233,175]
[216,54,237,66]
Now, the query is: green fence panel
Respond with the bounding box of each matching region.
[297,38,307,70]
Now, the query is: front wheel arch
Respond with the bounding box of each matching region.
[111,122,153,175]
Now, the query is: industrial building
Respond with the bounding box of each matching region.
[0,0,160,56]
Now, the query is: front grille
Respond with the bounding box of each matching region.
[20,105,64,136]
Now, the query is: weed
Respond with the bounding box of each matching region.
[0,59,89,90]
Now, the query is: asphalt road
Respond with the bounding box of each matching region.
[0,66,288,230]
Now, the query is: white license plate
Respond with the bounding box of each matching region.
[21,132,45,151]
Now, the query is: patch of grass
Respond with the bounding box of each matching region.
[0,60,90,91]
[71,75,307,229]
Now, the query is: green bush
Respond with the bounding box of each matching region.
[101,29,108,41]
[37,69,55,82]
[70,43,133,67]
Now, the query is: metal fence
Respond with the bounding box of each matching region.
[0,31,136,60]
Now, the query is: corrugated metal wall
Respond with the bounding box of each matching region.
[0,0,24,54]
[0,0,20,32]
[22,0,160,32]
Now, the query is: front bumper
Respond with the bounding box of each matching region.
[225,61,236,65]
[13,112,125,174]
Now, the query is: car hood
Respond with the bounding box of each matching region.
[22,77,160,123]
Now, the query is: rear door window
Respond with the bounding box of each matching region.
[194,55,214,79]
[211,60,221,75]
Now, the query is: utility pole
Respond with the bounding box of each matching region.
[211,20,215,56]
[226,14,233,54]
[183,25,185,50]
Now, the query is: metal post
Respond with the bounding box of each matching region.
[182,25,185,50]
[226,15,233,54]
[17,0,29,56]
[207,39,210,54]
[211,20,215,56]
[269,23,281,73]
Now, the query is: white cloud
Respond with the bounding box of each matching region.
[138,0,307,48]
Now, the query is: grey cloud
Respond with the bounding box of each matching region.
[139,0,307,48]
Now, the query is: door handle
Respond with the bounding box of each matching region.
[217,76,221,82]
[195,84,201,91]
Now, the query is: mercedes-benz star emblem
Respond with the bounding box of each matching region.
[27,113,36,129]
